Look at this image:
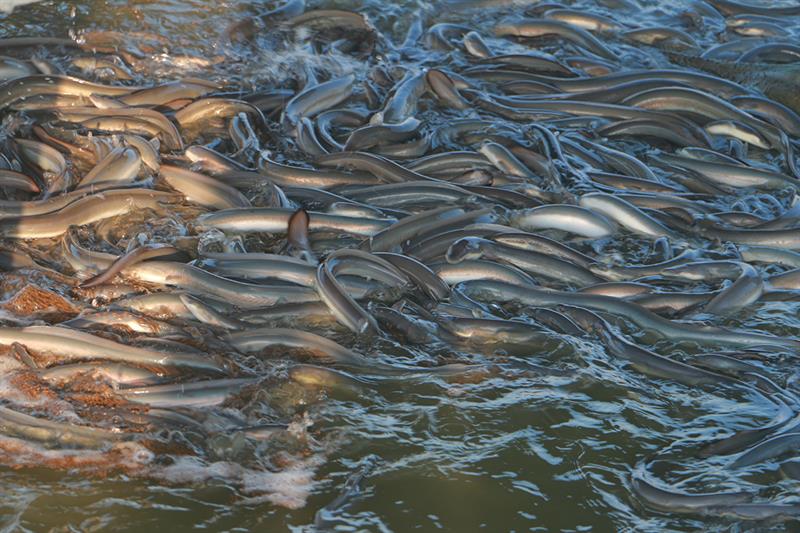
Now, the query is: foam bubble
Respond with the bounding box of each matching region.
[151,453,324,509]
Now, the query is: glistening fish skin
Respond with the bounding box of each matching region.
[0,189,174,239]
[0,326,223,372]
[458,280,800,349]
[123,261,320,309]
[631,476,753,513]
[579,193,676,239]
[509,205,617,238]
[284,74,356,125]
[196,207,393,236]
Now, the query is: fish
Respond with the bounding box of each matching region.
[631,475,753,513]
[0,325,223,371]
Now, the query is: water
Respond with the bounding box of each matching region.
[1,0,800,531]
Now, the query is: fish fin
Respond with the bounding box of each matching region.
[288,208,317,264]
[11,342,38,369]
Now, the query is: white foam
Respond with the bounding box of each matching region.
[240,455,323,509]
[153,453,324,509]
[287,411,314,438]
[0,435,154,469]
[0,369,81,422]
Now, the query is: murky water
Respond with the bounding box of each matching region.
[1,0,800,531]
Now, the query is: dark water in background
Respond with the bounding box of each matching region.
[0,0,799,531]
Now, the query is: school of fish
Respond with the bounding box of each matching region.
[2,0,800,527]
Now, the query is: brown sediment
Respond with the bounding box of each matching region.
[6,369,136,422]
[83,323,138,337]
[57,374,137,409]
[68,392,131,410]
[55,371,118,393]
[106,302,177,321]
[2,284,80,321]
[20,351,72,369]
[0,436,153,476]
[67,386,130,408]
[8,372,59,402]
[0,266,76,290]
[138,438,197,456]
[70,284,142,303]
[247,346,337,364]
[70,404,156,434]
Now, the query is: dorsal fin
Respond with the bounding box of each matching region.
[287,208,317,265]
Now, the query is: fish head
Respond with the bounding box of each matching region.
[445,237,487,264]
